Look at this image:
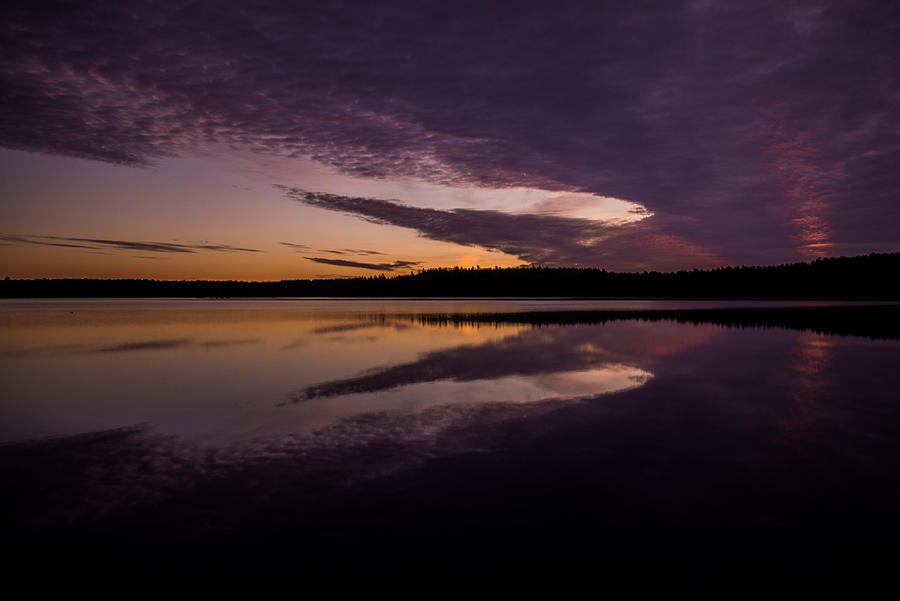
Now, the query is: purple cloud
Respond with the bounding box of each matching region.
[283,188,723,270]
[2,1,899,266]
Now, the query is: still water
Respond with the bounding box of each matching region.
[2,299,899,573]
[2,298,895,444]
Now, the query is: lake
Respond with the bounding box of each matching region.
[2,298,900,577]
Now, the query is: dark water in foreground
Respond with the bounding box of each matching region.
[2,299,900,578]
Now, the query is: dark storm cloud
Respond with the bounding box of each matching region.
[2,0,899,265]
[304,256,422,272]
[283,188,722,270]
[1,234,260,254]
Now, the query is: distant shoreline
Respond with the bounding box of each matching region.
[3,296,900,302]
[3,253,899,298]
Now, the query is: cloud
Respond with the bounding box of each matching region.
[283,188,722,270]
[281,242,386,257]
[1,234,260,254]
[281,239,417,271]
[340,249,385,256]
[279,242,312,251]
[304,256,422,272]
[2,1,899,265]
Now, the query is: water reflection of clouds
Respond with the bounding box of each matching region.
[5,301,895,452]
[6,321,900,561]
[2,337,261,357]
[779,333,838,436]
[286,325,658,406]
[331,366,653,410]
[310,322,411,335]
[93,338,193,353]
[323,334,383,343]
[280,320,429,350]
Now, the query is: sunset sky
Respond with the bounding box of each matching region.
[2,0,899,279]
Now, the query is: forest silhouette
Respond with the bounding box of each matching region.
[3,253,898,298]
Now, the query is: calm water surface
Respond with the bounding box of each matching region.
[2,298,894,443]
[2,298,899,575]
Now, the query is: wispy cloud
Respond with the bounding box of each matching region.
[339,249,385,256]
[304,256,422,272]
[279,242,312,251]
[281,242,386,257]
[2,234,261,254]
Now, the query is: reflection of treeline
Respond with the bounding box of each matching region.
[2,253,899,298]
[405,305,900,340]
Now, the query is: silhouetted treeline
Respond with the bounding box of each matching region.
[2,253,899,298]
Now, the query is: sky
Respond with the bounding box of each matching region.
[1,0,899,279]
